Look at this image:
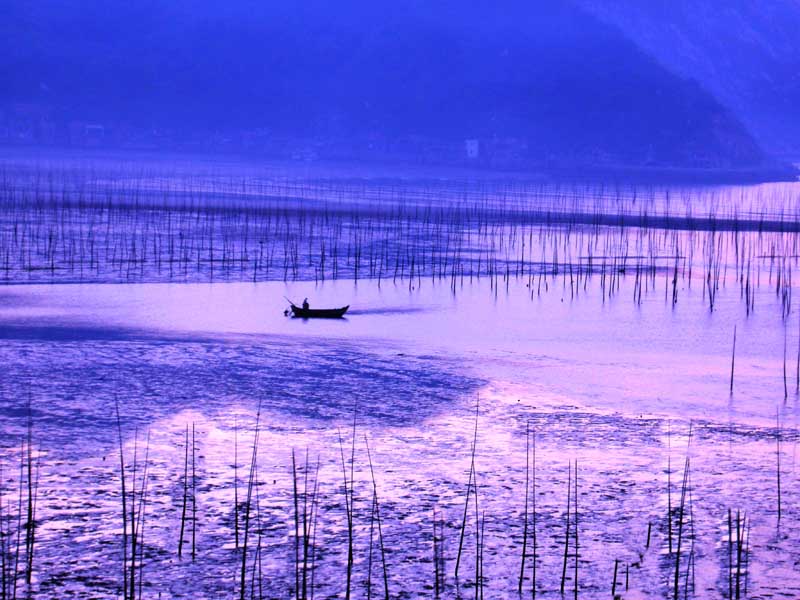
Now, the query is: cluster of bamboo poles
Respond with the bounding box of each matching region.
[665,430,696,600]
[0,403,38,600]
[201,411,775,598]
[0,404,789,598]
[727,509,750,600]
[1,175,799,316]
[115,401,153,600]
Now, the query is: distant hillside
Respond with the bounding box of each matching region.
[0,1,790,174]
[579,0,800,157]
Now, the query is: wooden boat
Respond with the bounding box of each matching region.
[290,304,349,319]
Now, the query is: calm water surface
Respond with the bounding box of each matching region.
[0,153,798,598]
[0,274,798,599]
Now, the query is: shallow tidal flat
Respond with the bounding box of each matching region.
[0,160,798,598]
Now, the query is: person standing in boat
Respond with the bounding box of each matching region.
[302,298,310,310]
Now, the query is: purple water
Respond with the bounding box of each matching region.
[0,152,798,599]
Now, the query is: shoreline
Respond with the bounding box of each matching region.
[1,144,797,185]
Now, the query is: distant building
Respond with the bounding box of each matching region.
[465,139,480,159]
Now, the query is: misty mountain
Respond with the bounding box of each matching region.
[580,0,800,157]
[0,1,785,172]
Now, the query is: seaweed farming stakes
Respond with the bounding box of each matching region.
[0,155,798,599]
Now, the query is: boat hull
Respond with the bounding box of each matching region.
[290,305,349,319]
